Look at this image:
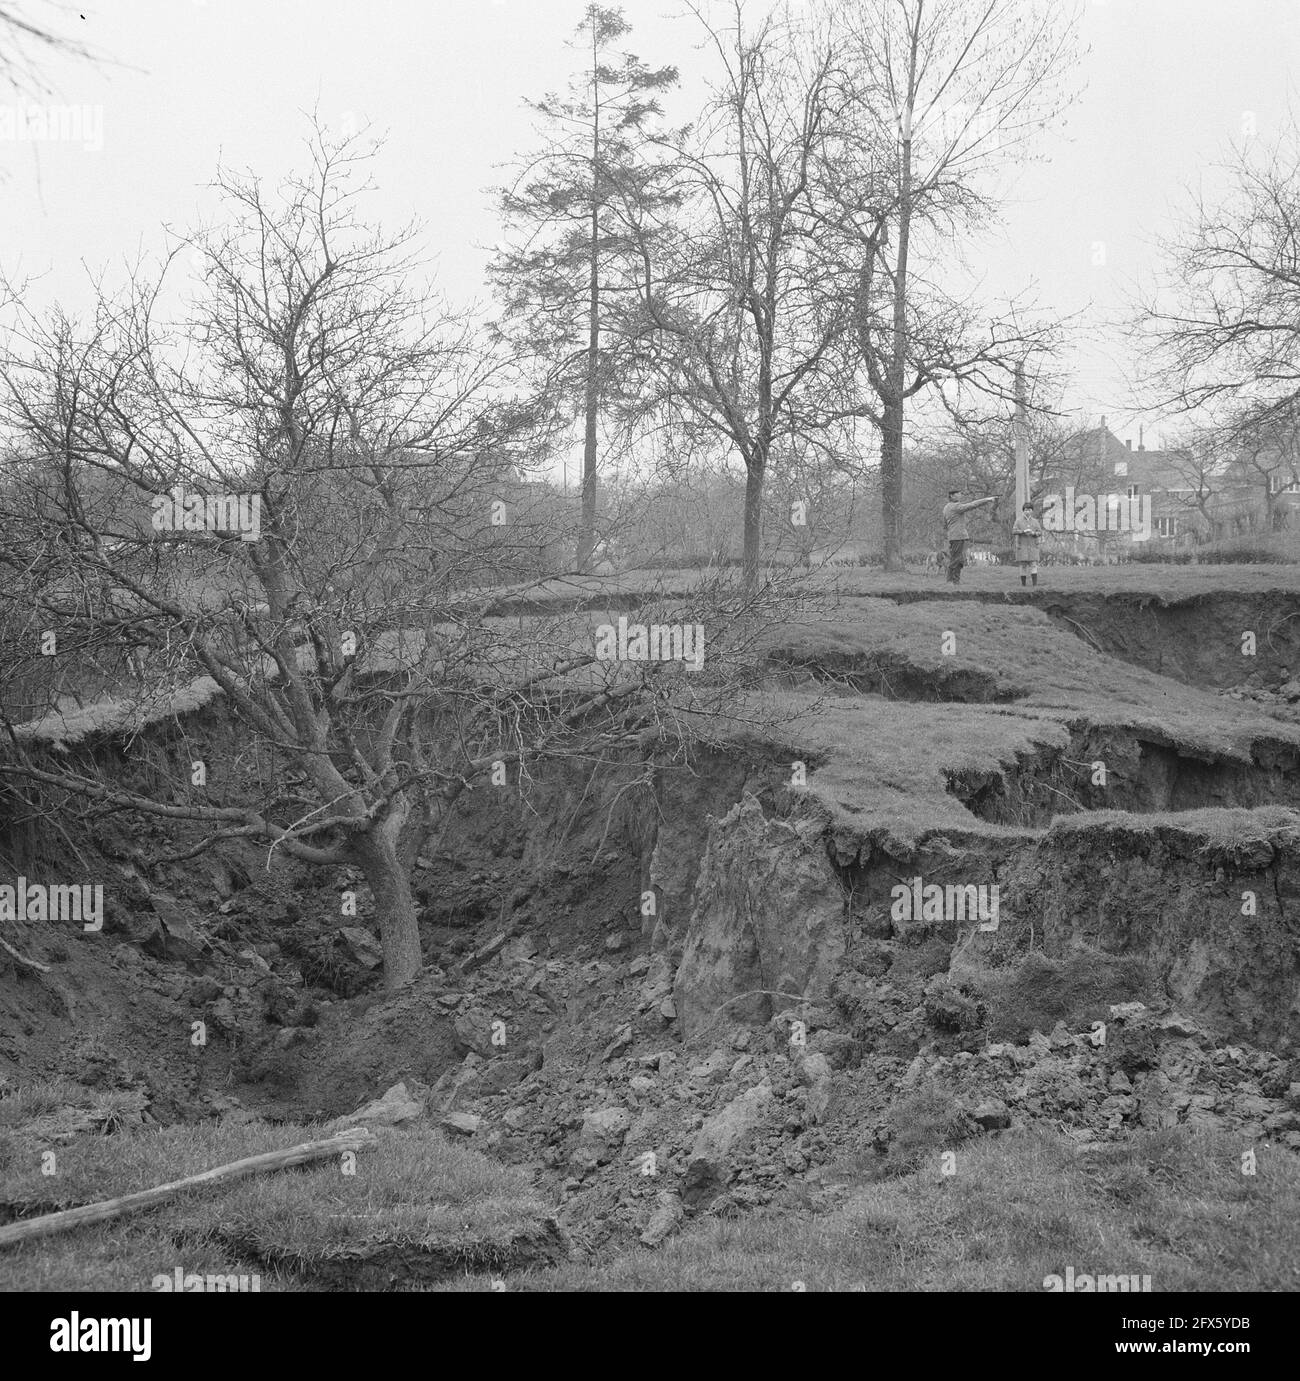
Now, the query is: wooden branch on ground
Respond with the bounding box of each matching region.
[0,935,50,974]
[0,1127,376,1249]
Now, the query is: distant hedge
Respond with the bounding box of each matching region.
[1127,538,1298,565]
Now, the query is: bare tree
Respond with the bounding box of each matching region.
[818,0,1080,570]
[1156,428,1228,539]
[912,397,1089,551]
[0,128,774,989]
[625,1,856,590]
[1141,119,1300,433]
[1222,403,1300,532]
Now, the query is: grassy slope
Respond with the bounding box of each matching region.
[18,572,1299,861]
[1044,804,1300,852]
[830,562,1300,598]
[743,689,1066,848]
[4,1097,1296,1292]
[766,599,1300,754]
[0,1093,551,1292]
[704,597,1300,851]
[447,1127,1300,1292]
[18,564,1299,745]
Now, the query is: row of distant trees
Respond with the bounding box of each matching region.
[491,0,1300,574]
[604,410,1300,565]
[491,0,1079,580]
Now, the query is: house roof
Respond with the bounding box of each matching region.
[1054,423,1194,491]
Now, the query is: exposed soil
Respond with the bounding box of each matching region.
[948,722,1300,825]
[4,579,1300,1275]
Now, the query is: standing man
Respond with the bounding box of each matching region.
[942,489,997,584]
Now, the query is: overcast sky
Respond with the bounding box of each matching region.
[1,0,1297,455]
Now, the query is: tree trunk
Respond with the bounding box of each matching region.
[882,93,914,573]
[577,317,599,571]
[577,51,601,576]
[578,251,599,573]
[880,398,905,571]
[742,452,766,590]
[352,830,422,990]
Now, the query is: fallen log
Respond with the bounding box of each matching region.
[0,1126,375,1249]
[0,934,50,973]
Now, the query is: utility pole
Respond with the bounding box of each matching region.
[1014,363,1029,513]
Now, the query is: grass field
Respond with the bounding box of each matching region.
[0,1095,555,1291]
[476,1126,1300,1293]
[4,1097,1296,1291]
[484,561,1300,610]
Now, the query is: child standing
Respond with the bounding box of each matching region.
[1012,503,1043,587]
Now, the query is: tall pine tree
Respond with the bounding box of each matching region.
[490,5,677,573]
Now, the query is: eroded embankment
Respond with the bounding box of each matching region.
[864,585,1300,690]
[5,578,1300,1268]
[1039,589,1300,688]
[672,792,1300,1052]
[662,588,1300,1062]
[773,648,1027,703]
[1001,809,1300,1049]
[946,722,1300,826]
[767,589,1300,831]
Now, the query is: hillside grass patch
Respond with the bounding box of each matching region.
[445,1126,1300,1291]
[0,1101,552,1292]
